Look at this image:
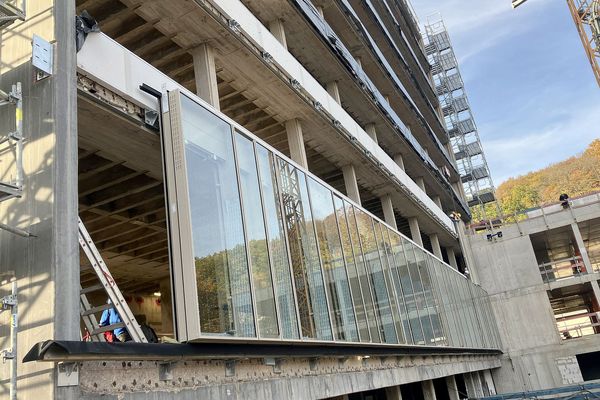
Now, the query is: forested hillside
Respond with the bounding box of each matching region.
[473,139,600,220]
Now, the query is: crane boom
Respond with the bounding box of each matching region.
[567,0,600,86]
[512,0,600,87]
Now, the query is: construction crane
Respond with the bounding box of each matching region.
[512,0,600,87]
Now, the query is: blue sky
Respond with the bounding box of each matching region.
[411,0,600,184]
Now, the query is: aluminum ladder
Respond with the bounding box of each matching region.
[79,218,147,342]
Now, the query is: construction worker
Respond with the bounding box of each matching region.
[99,299,130,342]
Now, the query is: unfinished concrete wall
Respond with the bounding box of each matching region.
[466,203,600,393]
[0,1,78,399]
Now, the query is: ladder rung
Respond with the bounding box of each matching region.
[81,303,112,316]
[80,284,104,295]
[91,322,126,336]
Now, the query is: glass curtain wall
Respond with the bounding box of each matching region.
[168,91,501,349]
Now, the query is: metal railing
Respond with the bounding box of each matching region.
[468,191,600,233]
[538,256,593,283]
[557,311,600,340]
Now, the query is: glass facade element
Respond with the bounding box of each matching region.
[165,91,501,349]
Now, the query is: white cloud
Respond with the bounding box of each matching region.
[483,102,600,184]
[413,0,545,63]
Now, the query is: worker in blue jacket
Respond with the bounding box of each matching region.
[99,299,130,342]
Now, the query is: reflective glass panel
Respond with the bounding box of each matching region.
[234,132,279,338]
[374,221,406,344]
[387,230,414,344]
[255,145,299,339]
[354,208,397,343]
[412,248,435,344]
[345,202,381,343]
[180,95,254,337]
[334,196,370,342]
[401,240,426,344]
[277,158,332,340]
[307,178,358,341]
[418,253,444,345]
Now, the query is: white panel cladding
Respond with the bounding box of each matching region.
[76,31,456,235]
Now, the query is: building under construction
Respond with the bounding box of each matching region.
[0,0,598,399]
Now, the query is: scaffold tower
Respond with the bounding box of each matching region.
[423,17,496,209]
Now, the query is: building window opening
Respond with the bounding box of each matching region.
[549,283,600,340]
[77,93,174,342]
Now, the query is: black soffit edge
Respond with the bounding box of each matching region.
[24,340,501,363]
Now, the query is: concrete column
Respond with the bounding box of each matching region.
[268,19,288,49]
[478,371,490,397]
[430,233,443,259]
[464,373,477,398]
[447,247,458,269]
[160,278,174,335]
[394,153,405,171]
[408,217,423,246]
[446,375,460,400]
[422,380,437,400]
[381,194,397,230]
[326,81,341,104]
[285,119,308,169]
[415,177,426,193]
[385,386,402,400]
[571,222,593,272]
[483,370,496,395]
[192,43,220,110]
[472,371,485,397]
[433,195,442,209]
[365,123,378,143]
[342,164,361,205]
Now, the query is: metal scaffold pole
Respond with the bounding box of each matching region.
[1,279,18,400]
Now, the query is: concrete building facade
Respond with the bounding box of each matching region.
[466,193,600,393]
[1,0,594,399]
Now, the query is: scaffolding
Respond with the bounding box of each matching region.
[423,17,497,209]
[0,0,25,30]
[0,83,24,205]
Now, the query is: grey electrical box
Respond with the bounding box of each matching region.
[32,34,53,77]
[57,362,79,387]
